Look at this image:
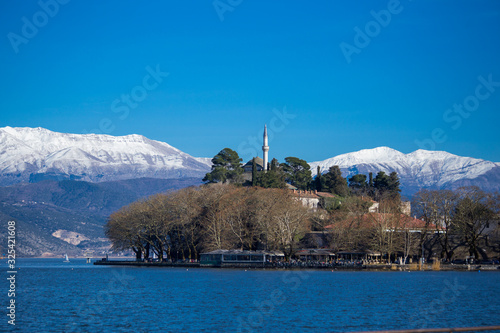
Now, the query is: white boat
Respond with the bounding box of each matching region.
[63,254,70,263]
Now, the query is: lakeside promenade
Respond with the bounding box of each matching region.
[94,259,500,271]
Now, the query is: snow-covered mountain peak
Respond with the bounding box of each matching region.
[0,126,210,185]
[309,147,499,194]
[312,147,406,172]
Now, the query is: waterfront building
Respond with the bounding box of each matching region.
[200,249,284,267]
[295,248,336,262]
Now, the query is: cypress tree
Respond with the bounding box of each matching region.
[315,166,322,191]
[251,157,257,186]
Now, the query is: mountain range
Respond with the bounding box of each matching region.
[0,126,211,186]
[309,147,500,196]
[1,127,499,195]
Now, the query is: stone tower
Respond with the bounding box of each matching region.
[262,124,269,171]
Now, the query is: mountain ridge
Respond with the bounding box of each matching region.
[309,146,500,195]
[1,127,498,196]
[0,126,210,185]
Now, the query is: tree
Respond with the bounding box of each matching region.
[387,172,401,200]
[315,166,323,192]
[262,189,310,260]
[270,158,279,171]
[373,171,401,201]
[255,171,287,189]
[203,148,243,184]
[453,187,494,259]
[412,189,459,261]
[251,157,257,186]
[368,172,374,198]
[373,171,389,200]
[348,174,367,196]
[281,157,312,190]
[255,158,287,189]
[323,166,348,197]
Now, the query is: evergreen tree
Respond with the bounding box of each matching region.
[373,171,389,200]
[372,171,401,200]
[281,157,312,190]
[387,171,401,200]
[368,172,374,197]
[251,158,257,186]
[315,166,323,192]
[323,166,348,197]
[348,174,367,196]
[203,148,243,184]
[270,158,279,171]
[373,171,388,189]
[255,158,287,189]
[255,170,287,188]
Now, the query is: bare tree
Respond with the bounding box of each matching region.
[453,187,495,259]
[412,189,460,261]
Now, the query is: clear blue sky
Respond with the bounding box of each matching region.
[1,0,499,163]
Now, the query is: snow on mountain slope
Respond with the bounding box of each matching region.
[0,127,210,185]
[194,157,213,168]
[310,147,500,194]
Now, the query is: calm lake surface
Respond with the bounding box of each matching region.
[2,258,499,332]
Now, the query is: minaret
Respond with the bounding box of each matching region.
[262,125,269,171]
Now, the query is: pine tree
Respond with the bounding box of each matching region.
[348,174,367,196]
[203,148,243,184]
[281,157,312,190]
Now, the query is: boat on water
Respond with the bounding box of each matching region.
[63,254,70,263]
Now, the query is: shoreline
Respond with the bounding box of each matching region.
[92,259,500,271]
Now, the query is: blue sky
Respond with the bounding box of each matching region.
[1,0,499,163]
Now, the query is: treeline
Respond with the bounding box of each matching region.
[105,184,310,261]
[324,187,499,261]
[411,187,499,260]
[202,147,401,201]
[105,183,499,261]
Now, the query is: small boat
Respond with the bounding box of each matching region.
[63,254,70,263]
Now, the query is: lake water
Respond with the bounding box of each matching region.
[2,258,500,332]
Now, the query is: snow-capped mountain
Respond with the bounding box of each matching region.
[0,127,211,185]
[310,147,500,195]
